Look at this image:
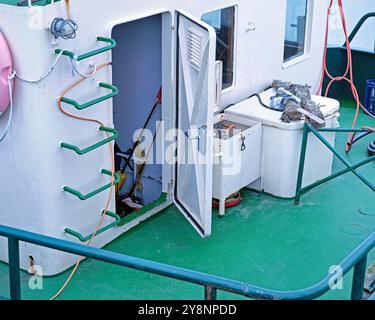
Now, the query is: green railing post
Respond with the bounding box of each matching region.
[351,256,368,300]
[204,286,218,300]
[8,237,21,301]
[295,126,375,202]
[309,126,375,193]
[295,124,309,205]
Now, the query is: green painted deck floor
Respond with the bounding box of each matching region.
[0,0,60,6]
[0,102,374,300]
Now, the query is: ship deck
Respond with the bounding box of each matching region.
[0,0,59,6]
[0,101,374,300]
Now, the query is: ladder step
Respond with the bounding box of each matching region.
[61,82,119,111]
[60,126,118,155]
[63,169,120,201]
[64,210,121,242]
[55,36,117,61]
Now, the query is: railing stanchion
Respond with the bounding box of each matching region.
[351,256,367,300]
[295,124,309,205]
[205,286,218,300]
[8,236,21,301]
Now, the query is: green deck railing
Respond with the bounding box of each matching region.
[64,211,121,242]
[61,82,119,111]
[345,12,375,50]
[63,169,120,201]
[0,225,374,300]
[60,127,118,155]
[295,124,375,204]
[55,37,117,61]
[324,12,375,101]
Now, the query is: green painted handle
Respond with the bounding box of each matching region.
[60,127,118,155]
[55,36,117,61]
[61,82,119,110]
[63,169,120,201]
[64,210,121,242]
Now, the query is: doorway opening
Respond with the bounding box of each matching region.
[112,14,165,217]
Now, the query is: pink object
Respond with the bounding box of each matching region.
[0,32,12,114]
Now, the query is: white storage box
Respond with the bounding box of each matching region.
[225,89,341,198]
[213,114,262,216]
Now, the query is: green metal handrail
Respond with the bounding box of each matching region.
[345,12,375,48]
[295,124,375,204]
[64,211,121,242]
[61,82,119,111]
[0,225,374,300]
[55,36,117,61]
[60,127,118,155]
[63,169,120,201]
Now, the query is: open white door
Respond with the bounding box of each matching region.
[174,11,216,237]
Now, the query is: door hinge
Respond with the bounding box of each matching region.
[185,125,207,154]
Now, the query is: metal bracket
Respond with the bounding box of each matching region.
[185,125,207,154]
[241,136,247,152]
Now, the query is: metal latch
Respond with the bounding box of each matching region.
[241,136,246,152]
[185,125,207,154]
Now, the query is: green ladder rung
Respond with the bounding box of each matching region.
[64,210,121,243]
[60,127,118,155]
[63,169,120,201]
[55,36,117,61]
[61,82,119,111]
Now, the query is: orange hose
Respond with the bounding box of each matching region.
[318,0,375,152]
[50,63,115,300]
[65,0,71,19]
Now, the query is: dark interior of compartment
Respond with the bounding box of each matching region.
[214,120,250,139]
[112,14,163,210]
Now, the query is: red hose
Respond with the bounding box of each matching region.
[317,0,375,152]
[212,193,242,209]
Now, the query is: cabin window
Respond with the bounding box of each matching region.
[202,6,235,90]
[283,0,309,62]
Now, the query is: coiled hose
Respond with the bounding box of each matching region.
[317,0,375,153]
[370,140,375,156]
[352,130,375,156]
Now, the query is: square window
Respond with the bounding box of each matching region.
[284,0,309,62]
[202,6,236,90]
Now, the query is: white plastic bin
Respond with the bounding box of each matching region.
[225,89,341,198]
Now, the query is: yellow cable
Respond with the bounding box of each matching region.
[50,63,115,300]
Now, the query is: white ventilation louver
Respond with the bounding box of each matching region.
[186,28,202,72]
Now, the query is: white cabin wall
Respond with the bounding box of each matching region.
[65,0,330,106]
[0,4,120,274]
